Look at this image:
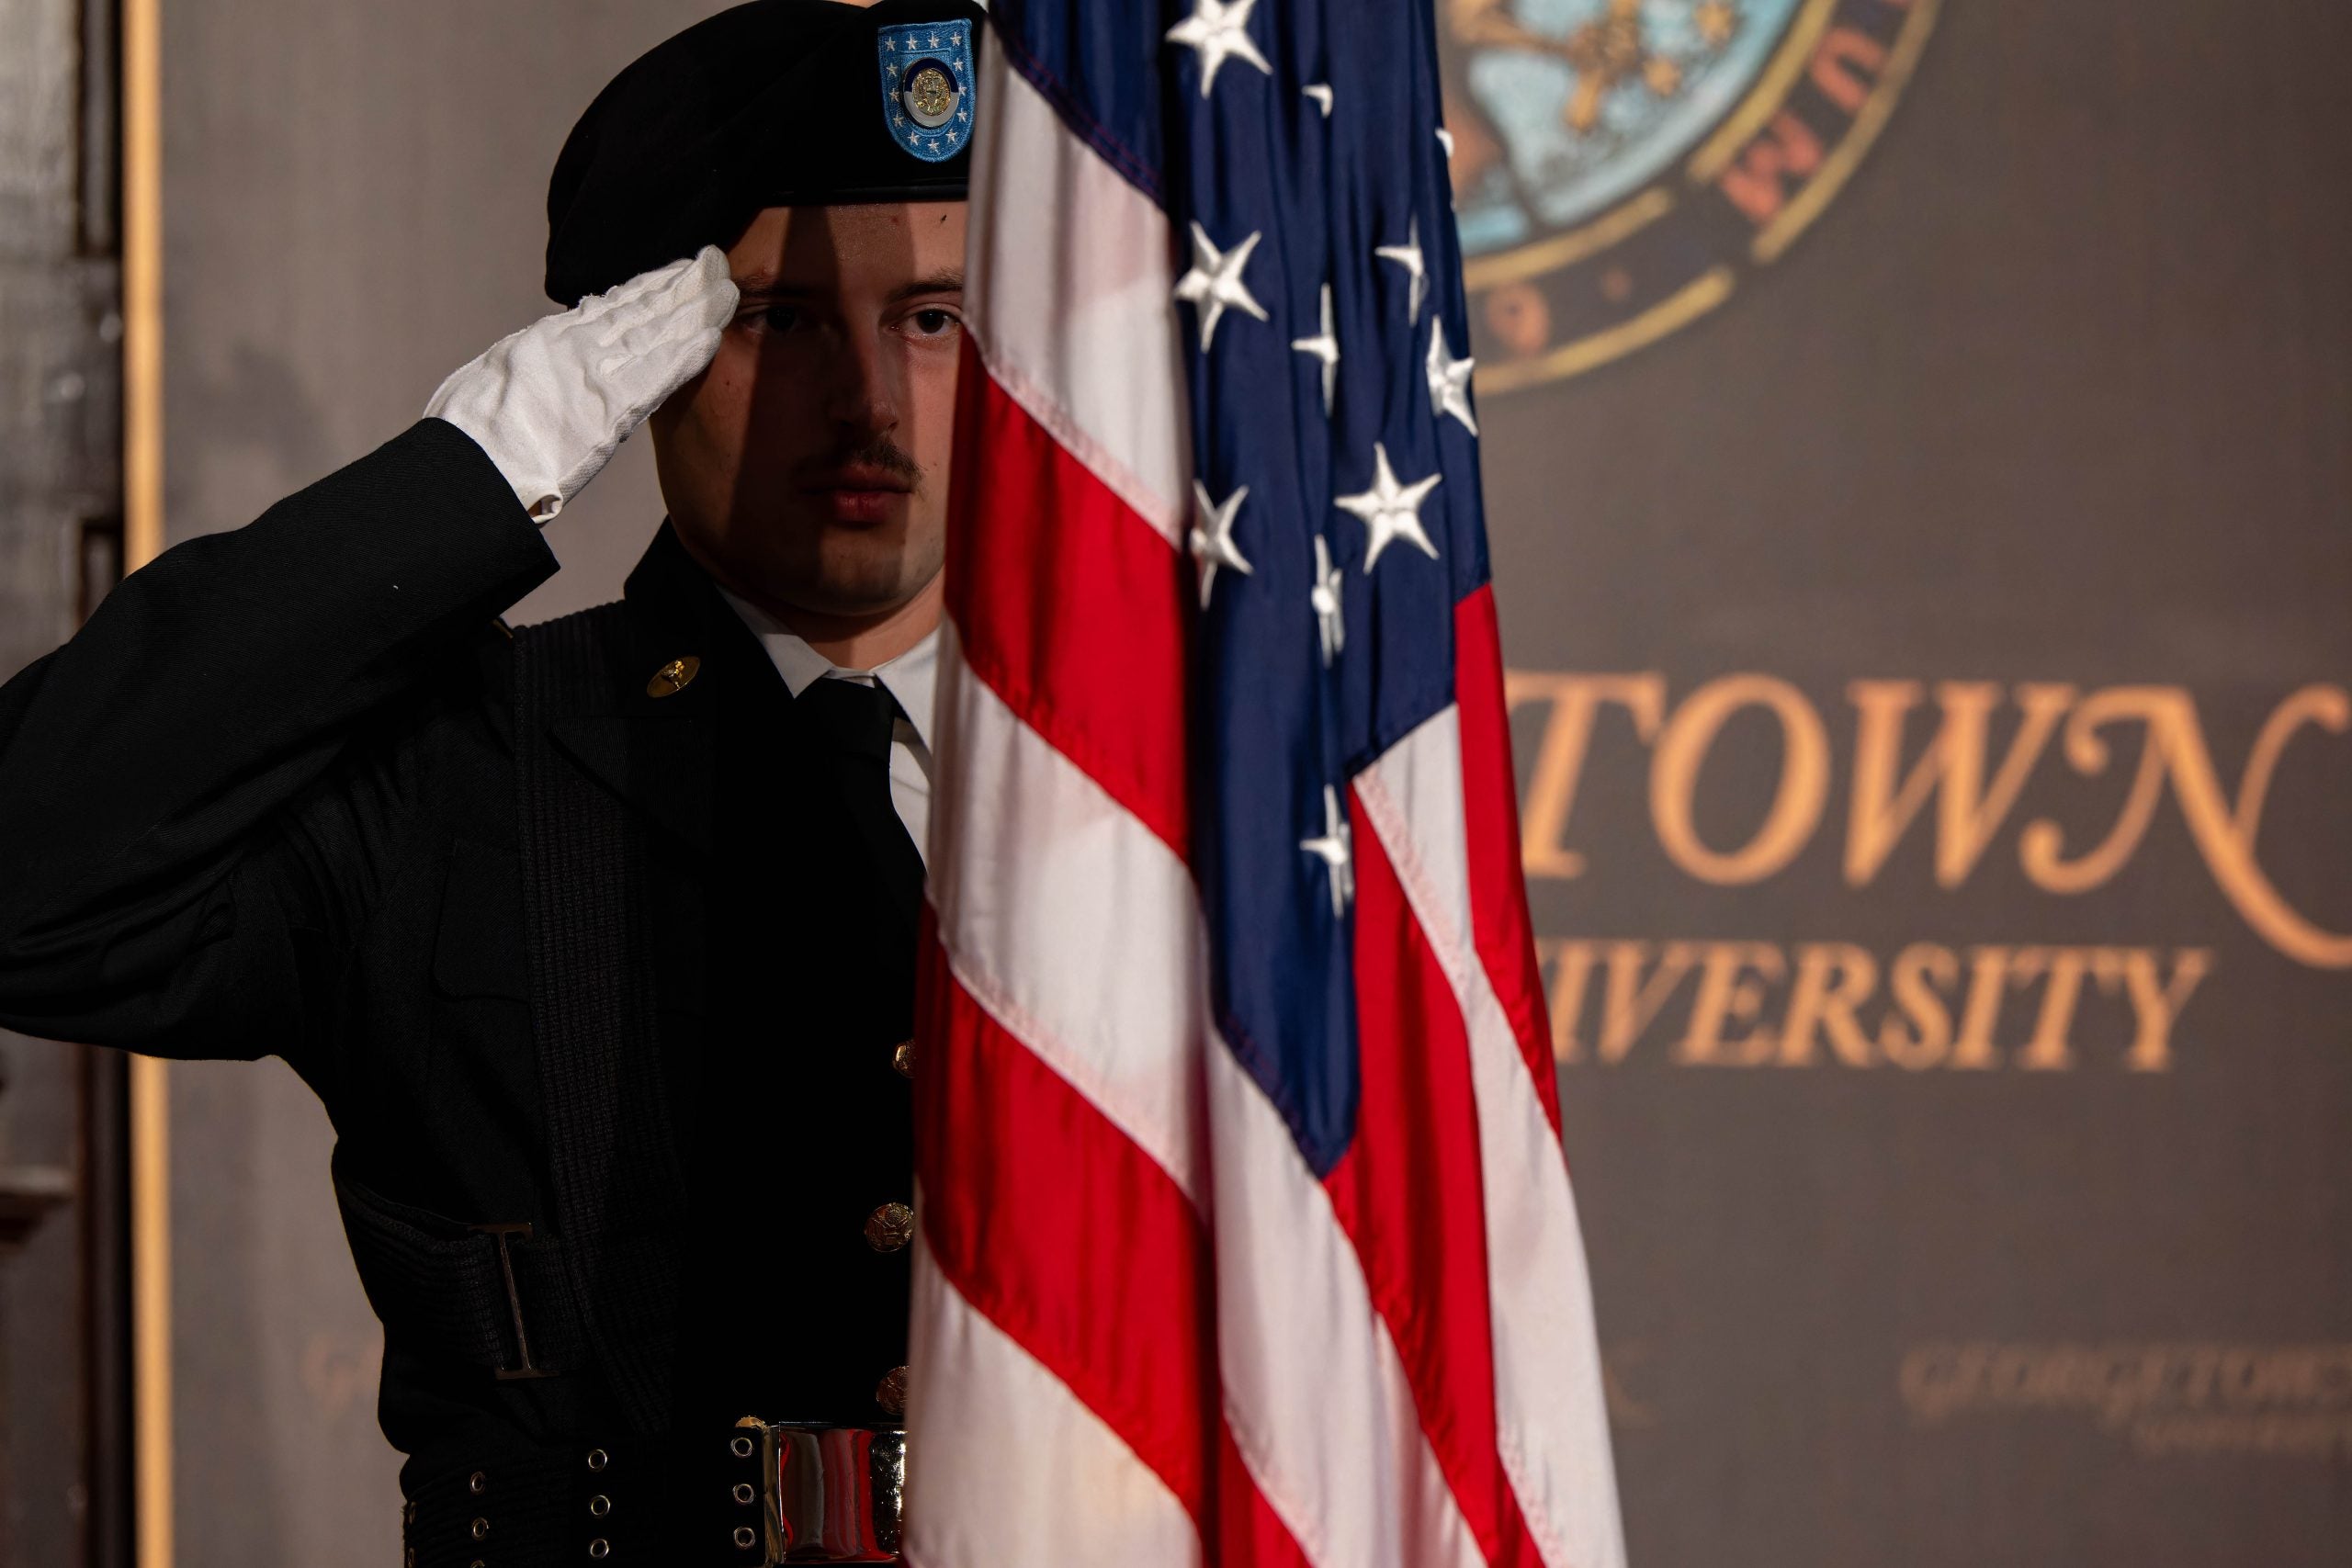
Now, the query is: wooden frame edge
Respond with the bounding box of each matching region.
[120,0,173,1562]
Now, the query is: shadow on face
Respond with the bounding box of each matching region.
[650,201,967,644]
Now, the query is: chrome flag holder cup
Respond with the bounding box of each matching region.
[730,1420,906,1563]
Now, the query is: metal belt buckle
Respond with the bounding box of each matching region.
[736,1419,905,1563]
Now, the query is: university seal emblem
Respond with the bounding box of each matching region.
[1440,0,1939,391]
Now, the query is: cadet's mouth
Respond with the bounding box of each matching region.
[801,464,916,524]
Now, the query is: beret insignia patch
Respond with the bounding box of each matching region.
[876,21,975,164]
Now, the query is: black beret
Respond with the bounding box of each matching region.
[546,0,987,306]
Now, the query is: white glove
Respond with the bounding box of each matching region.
[425,246,738,522]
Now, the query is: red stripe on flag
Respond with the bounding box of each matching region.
[945,349,1193,858]
[1329,793,1542,1568]
[916,929,1213,1516]
[1216,1425,1318,1568]
[1452,586,1562,1132]
[916,926,1312,1567]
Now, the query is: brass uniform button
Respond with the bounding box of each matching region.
[891,1040,914,1078]
[646,655,701,698]
[875,1365,910,1417]
[864,1201,914,1253]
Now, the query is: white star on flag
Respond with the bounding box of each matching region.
[1290,282,1340,413]
[1310,535,1345,666]
[1302,82,1334,117]
[1174,222,1269,352]
[1189,480,1255,608]
[1300,784,1355,916]
[1426,320,1477,435]
[1374,215,1428,324]
[1334,442,1442,571]
[1165,0,1273,98]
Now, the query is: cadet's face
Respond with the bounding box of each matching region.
[650,202,967,628]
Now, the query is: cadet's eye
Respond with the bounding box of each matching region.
[745,303,800,334]
[907,308,960,338]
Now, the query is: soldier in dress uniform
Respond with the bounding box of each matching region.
[0,1,985,1560]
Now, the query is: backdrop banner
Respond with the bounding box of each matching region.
[1443,0,2352,1562]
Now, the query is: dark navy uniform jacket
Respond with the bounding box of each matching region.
[0,418,921,1500]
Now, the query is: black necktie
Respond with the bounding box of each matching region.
[792,677,925,925]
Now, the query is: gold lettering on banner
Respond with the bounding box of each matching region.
[1778,942,1876,1067]
[1536,938,2216,1073]
[2097,946,2212,1073]
[1673,942,1784,1065]
[1846,681,2074,886]
[1897,1342,2352,1461]
[1651,675,1830,886]
[1506,671,1665,877]
[1877,942,1957,1070]
[1507,671,2352,970]
[1947,945,2014,1070]
[2020,684,2352,968]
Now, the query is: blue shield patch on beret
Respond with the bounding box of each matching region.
[876,21,975,164]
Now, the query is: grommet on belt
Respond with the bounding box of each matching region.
[733,1525,758,1551]
[469,1516,490,1541]
[730,1435,754,1459]
[589,1494,611,1518]
[589,1540,610,1560]
[469,1470,487,1495]
[586,1447,609,1472]
[732,1482,755,1506]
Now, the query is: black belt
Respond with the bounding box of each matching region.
[404,1421,904,1567]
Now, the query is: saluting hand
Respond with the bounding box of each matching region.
[424,245,738,523]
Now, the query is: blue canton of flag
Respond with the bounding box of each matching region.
[1158,0,1489,1174]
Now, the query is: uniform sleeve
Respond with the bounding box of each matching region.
[0,418,557,1061]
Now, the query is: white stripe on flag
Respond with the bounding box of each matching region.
[928,625,1209,1207]
[906,1241,1204,1568]
[1357,714,1629,1568]
[965,46,1192,544]
[1207,1037,1488,1568]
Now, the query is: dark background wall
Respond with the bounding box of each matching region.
[5,0,2334,1562]
[0,0,126,1562]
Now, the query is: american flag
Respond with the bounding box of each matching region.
[907,1,1625,1564]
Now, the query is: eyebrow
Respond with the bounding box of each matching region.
[733,268,966,303]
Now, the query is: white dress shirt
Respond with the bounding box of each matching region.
[718,589,939,868]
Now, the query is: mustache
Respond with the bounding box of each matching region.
[797,436,925,489]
